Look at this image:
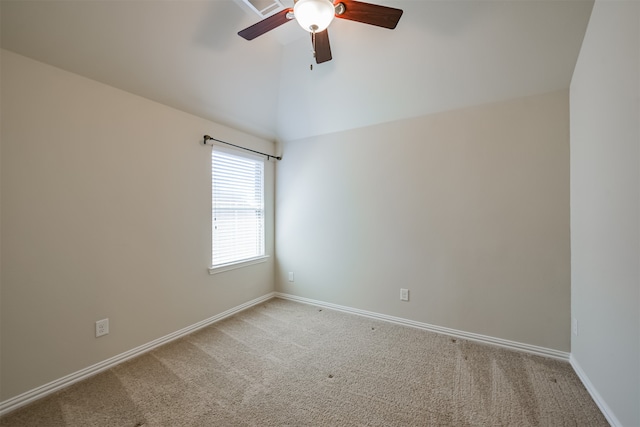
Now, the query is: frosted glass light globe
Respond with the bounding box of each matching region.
[294,0,335,33]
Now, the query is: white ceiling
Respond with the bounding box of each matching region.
[1,0,593,142]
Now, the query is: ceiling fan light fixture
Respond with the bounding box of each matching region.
[293,0,335,33]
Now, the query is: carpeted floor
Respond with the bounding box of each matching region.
[1,298,608,426]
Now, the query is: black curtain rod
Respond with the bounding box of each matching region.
[203,135,281,161]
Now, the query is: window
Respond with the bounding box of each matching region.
[211,147,265,270]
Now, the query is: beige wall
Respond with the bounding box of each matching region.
[570,1,640,425]
[276,90,571,352]
[0,50,275,401]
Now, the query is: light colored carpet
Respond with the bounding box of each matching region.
[1,298,608,426]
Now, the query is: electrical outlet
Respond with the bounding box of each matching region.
[288,272,294,282]
[571,317,578,336]
[96,318,109,338]
[400,288,409,301]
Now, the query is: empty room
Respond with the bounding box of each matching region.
[1,0,638,425]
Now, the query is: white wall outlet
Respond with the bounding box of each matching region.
[571,317,578,336]
[400,288,409,301]
[96,318,109,337]
[288,272,294,282]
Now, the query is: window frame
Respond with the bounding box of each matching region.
[208,145,268,275]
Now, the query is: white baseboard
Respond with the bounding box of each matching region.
[570,355,621,427]
[0,291,577,417]
[275,292,570,361]
[0,292,276,417]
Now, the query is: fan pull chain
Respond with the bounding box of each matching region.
[310,26,317,71]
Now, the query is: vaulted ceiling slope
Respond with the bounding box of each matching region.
[1,0,593,142]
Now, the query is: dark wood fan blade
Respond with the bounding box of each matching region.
[335,0,403,29]
[238,9,293,40]
[313,30,332,64]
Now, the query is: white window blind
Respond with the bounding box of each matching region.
[212,148,265,267]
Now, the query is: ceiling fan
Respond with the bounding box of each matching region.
[238,0,403,65]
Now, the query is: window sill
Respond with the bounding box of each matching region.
[208,255,270,275]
